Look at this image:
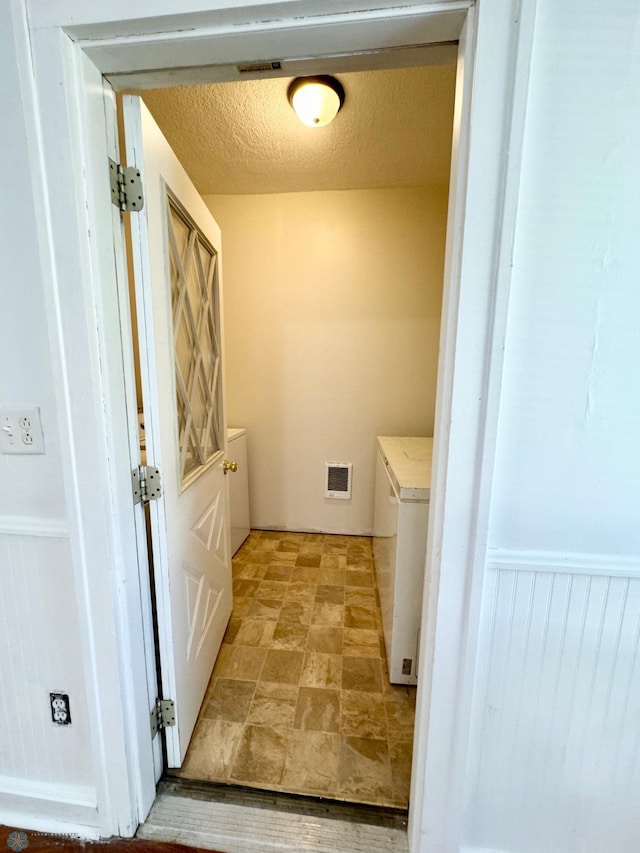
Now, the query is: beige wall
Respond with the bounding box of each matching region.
[205,187,447,534]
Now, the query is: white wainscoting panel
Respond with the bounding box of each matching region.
[464,551,640,853]
[0,525,97,830]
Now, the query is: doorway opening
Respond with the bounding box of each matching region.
[121,52,456,814]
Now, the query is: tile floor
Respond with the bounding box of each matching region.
[172,530,416,809]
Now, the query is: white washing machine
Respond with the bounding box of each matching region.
[373,436,432,684]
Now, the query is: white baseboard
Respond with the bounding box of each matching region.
[0,778,99,838]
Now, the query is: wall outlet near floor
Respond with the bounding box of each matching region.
[50,692,71,725]
[0,406,45,454]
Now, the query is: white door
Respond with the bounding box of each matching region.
[123,95,232,766]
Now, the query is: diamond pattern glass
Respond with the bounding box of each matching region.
[167,194,222,485]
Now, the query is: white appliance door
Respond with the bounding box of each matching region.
[124,95,232,766]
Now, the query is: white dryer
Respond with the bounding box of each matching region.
[373,436,432,684]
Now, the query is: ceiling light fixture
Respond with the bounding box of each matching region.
[287,76,345,128]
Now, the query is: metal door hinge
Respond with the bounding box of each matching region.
[109,158,144,212]
[132,465,162,505]
[150,698,175,737]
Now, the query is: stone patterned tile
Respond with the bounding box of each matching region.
[296,553,322,568]
[310,601,344,627]
[284,581,316,604]
[183,531,414,810]
[340,690,387,739]
[247,597,283,621]
[203,678,256,723]
[279,600,313,625]
[344,603,378,630]
[316,567,347,585]
[343,628,380,658]
[230,725,288,786]
[263,564,294,582]
[306,626,343,655]
[315,584,345,604]
[341,656,383,693]
[338,736,393,805]
[178,718,243,781]
[300,652,342,689]
[212,644,267,682]
[345,570,374,588]
[260,649,304,685]
[234,619,277,648]
[271,620,309,651]
[258,579,289,599]
[246,681,298,730]
[389,738,413,808]
[293,686,340,733]
[281,731,340,795]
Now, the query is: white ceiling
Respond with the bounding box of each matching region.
[138,62,456,196]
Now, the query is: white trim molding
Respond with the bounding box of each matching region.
[0,515,69,538]
[487,548,640,579]
[0,778,99,838]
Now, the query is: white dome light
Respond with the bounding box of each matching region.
[288,76,345,128]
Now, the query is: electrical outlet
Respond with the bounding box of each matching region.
[0,407,45,455]
[50,692,72,725]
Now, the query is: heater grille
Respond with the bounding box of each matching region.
[325,463,352,500]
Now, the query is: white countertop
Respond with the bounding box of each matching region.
[377,436,433,501]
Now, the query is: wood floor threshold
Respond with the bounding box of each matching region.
[159,776,408,829]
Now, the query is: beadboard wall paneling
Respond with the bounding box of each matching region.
[0,528,94,791]
[464,552,640,853]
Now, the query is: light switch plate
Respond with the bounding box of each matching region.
[0,406,45,455]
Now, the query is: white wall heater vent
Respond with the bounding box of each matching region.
[325,463,352,500]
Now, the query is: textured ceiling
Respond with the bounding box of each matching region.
[138,63,456,195]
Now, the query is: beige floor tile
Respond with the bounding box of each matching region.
[320,553,347,569]
[271,620,309,651]
[260,648,304,685]
[284,581,316,604]
[230,725,288,786]
[385,692,417,740]
[248,551,276,565]
[293,686,341,733]
[344,588,376,607]
[233,563,268,580]
[306,626,343,655]
[246,681,298,730]
[345,570,374,588]
[300,652,342,689]
[223,618,242,645]
[291,566,320,583]
[281,731,340,795]
[258,579,289,599]
[296,553,322,568]
[264,564,294,582]
[341,656,383,692]
[316,567,347,585]
[231,596,254,619]
[203,678,256,723]
[340,690,387,739]
[315,584,345,604]
[346,556,375,571]
[275,540,301,553]
[247,597,283,620]
[338,736,393,805]
[178,718,243,781]
[310,601,344,627]
[279,600,313,624]
[297,542,325,555]
[234,619,277,648]
[212,644,267,682]
[344,604,378,630]
[389,738,413,808]
[343,628,380,658]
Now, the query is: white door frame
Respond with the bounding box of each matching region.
[20,0,536,847]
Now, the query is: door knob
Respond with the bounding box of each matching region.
[223,460,238,474]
